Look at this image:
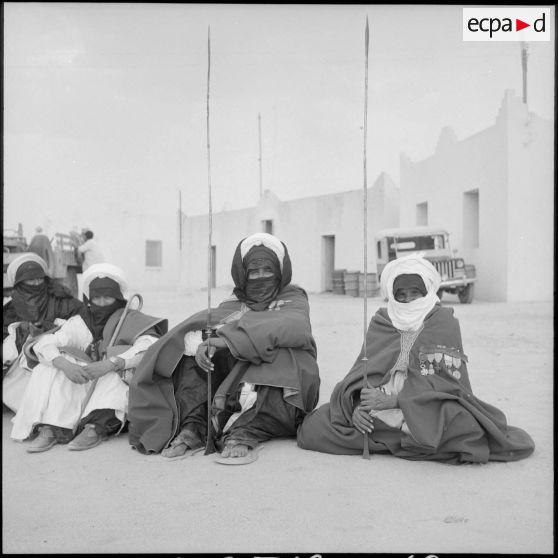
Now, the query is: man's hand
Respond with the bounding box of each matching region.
[82,360,115,381]
[267,300,291,311]
[194,338,227,372]
[359,387,398,412]
[352,406,374,435]
[53,356,90,385]
[28,323,44,338]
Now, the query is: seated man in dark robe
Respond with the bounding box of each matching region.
[3,253,84,412]
[128,232,320,464]
[297,254,535,464]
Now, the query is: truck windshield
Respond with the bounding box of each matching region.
[387,234,445,257]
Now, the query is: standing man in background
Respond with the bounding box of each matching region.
[77,230,105,271]
[27,227,55,275]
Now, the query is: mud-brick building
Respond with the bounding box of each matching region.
[179,173,400,293]
[399,89,553,302]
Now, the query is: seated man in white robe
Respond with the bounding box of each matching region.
[3,252,84,412]
[10,263,167,453]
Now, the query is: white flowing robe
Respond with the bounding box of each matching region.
[11,315,158,441]
[3,318,69,413]
[3,321,32,413]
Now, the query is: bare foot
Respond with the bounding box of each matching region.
[161,438,189,458]
[221,443,249,458]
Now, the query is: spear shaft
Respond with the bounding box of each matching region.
[204,26,216,455]
[206,27,212,322]
[361,16,371,460]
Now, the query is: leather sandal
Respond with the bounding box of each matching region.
[161,430,204,460]
[215,441,260,465]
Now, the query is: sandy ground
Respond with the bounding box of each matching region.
[2,288,553,554]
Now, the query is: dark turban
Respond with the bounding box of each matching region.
[14,261,46,286]
[231,237,292,311]
[392,273,427,297]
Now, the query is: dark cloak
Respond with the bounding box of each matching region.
[3,278,84,343]
[27,234,55,273]
[297,304,534,464]
[127,285,320,454]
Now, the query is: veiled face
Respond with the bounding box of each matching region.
[243,255,281,309]
[247,267,275,280]
[22,278,45,287]
[91,295,116,307]
[231,237,292,311]
[394,287,425,303]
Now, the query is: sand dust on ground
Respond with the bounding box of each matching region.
[2,289,553,554]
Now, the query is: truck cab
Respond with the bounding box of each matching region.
[375,226,476,303]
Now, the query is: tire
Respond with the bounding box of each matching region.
[458,283,474,304]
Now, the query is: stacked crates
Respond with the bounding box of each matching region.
[341,271,379,297]
[332,269,346,294]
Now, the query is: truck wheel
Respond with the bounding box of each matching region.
[458,284,474,304]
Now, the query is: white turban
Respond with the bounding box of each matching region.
[240,233,285,271]
[81,263,128,300]
[380,254,441,331]
[6,253,49,286]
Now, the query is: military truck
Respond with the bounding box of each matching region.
[375,226,476,303]
[3,227,83,298]
[50,232,83,297]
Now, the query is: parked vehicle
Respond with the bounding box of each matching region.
[3,226,83,298]
[3,226,28,298]
[50,232,83,297]
[375,226,476,303]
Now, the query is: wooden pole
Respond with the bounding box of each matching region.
[178,189,183,253]
[361,16,371,460]
[258,113,263,198]
[521,42,528,105]
[204,26,216,455]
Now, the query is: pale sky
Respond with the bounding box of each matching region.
[3,3,555,237]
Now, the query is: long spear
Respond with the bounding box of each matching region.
[204,25,216,455]
[361,16,371,460]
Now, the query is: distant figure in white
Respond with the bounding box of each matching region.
[77,229,105,271]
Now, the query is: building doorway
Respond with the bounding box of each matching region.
[416,202,428,226]
[463,189,479,248]
[321,235,335,292]
[262,220,273,234]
